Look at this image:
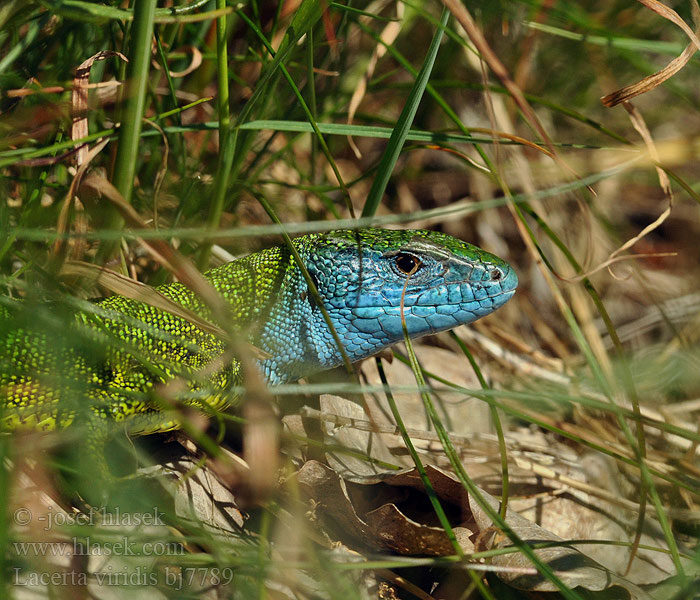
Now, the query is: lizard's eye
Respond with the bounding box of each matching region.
[394,253,422,275]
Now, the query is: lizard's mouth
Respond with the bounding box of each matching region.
[412,264,518,306]
[346,284,517,341]
[372,267,518,338]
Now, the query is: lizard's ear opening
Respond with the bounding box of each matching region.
[304,269,320,310]
[308,269,319,292]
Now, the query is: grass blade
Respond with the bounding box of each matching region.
[106,0,156,259]
[362,8,450,217]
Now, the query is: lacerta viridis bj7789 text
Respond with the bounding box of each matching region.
[0,228,518,438]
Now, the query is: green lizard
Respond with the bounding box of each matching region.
[0,228,517,461]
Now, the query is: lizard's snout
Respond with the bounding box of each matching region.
[493,264,518,295]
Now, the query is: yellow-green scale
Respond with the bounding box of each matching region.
[0,243,290,434]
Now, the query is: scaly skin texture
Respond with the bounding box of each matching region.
[0,228,517,437]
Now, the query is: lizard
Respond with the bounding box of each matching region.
[0,228,517,469]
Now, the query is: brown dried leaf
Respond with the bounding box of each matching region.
[296,461,468,555]
[71,50,127,166]
[472,494,614,592]
[636,0,700,49]
[50,50,126,265]
[390,466,652,597]
[601,43,696,107]
[361,344,489,437]
[363,503,462,555]
[296,460,374,546]
[346,6,403,158]
[319,394,403,480]
[298,461,651,596]
[156,45,202,78]
[602,0,700,106]
[164,450,248,537]
[53,138,109,262]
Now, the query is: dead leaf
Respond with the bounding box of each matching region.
[364,502,463,555]
[162,451,248,537]
[601,43,696,107]
[602,0,700,106]
[296,460,375,546]
[71,50,127,166]
[52,138,110,262]
[154,45,202,78]
[319,394,404,480]
[346,5,403,158]
[296,460,652,597]
[361,344,490,437]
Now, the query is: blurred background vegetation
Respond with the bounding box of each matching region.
[1,0,699,598]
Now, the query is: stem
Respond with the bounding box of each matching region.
[199,0,230,269]
[105,0,156,260]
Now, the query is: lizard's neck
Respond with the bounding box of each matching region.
[211,244,392,386]
[255,259,338,385]
[255,269,398,386]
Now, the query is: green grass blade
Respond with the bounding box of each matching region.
[235,8,354,218]
[35,0,215,24]
[399,331,584,599]
[197,0,231,269]
[209,0,323,256]
[362,8,450,217]
[450,331,510,519]
[109,0,156,218]
[375,357,465,558]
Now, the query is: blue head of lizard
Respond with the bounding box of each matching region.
[257,228,517,385]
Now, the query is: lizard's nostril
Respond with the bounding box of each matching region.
[490,267,503,281]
